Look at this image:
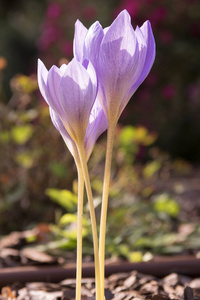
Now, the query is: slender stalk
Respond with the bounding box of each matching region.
[99,121,116,296]
[75,164,84,300]
[77,143,102,300]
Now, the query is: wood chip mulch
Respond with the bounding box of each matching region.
[1,271,200,300]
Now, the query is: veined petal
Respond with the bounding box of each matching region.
[118,25,148,115]
[130,20,156,95]
[47,65,65,117]
[49,108,80,163]
[85,99,108,160]
[59,63,68,75]
[73,19,88,62]
[37,59,50,104]
[83,21,104,65]
[59,58,97,142]
[86,60,98,89]
[133,26,147,81]
[97,9,139,120]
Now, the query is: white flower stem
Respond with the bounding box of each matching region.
[99,121,116,296]
[75,164,84,300]
[77,143,102,300]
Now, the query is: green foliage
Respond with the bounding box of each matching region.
[48,161,68,178]
[143,161,161,178]
[59,213,78,225]
[153,194,180,217]
[45,188,77,212]
[118,126,138,164]
[117,126,157,165]
[0,130,10,143]
[119,126,136,146]
[128,251,143,263]
[36,239,77,251]
[15,151,35,168]
[11,124,34,144]
[39,212,91,252]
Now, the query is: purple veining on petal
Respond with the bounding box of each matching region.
[83,21,104,66]
[58,58,97,141]
[97,9,139,120]
[129,20,156,97]
[73,19,88,62]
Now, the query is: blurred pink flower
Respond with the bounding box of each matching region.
[47,3,61,19]
[38,26,62,51]
[150,7,167,26]
[61,41,73,57]
[162,84,176,99]
[114,0,140,19]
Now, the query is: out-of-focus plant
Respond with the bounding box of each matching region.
[1,68,199,279]
[0,0,46,98]
[0,66,77,234]
[115,0,200,160]
[43,188,92,253]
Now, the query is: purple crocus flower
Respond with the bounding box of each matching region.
[73,9,156,123]
[37,58,107,162]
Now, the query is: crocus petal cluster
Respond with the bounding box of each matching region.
[38,58,98,144]
[38,58,107,162]
[74,9,156,122]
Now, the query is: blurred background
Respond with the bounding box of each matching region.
[0,0,200,261]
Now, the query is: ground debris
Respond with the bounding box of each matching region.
[0,271,199,300]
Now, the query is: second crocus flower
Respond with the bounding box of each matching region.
[38,58,98,146]
[74,9,156,124]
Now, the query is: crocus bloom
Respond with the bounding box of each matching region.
[38,58,96,143]
[73,9,156,123]
[37,58,107,161]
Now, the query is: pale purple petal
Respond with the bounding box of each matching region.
[97,9,139,119]
[59,58,97,141]
[130,20,156,95]
[49,108,79,162]
[133,26,148,80]
[73,19,88,62]
[59,63,68,74]
[83,21,104,65]
[86,60,97,88]
[85,99,108,160]
[118,25,148,114]
[46,65,65,116]
[37,59,49,104]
